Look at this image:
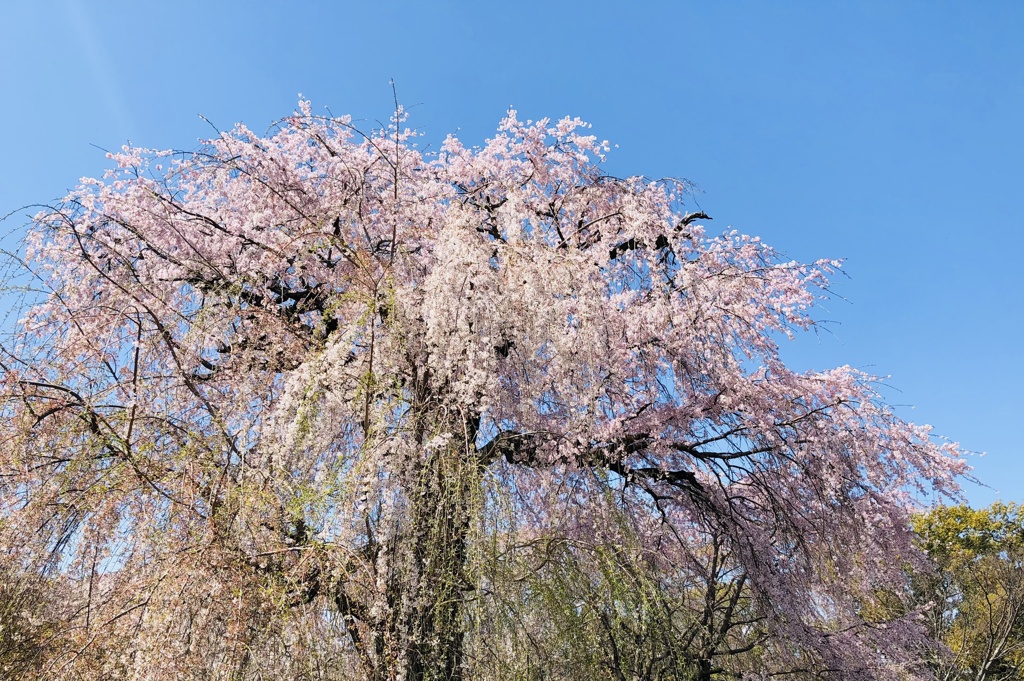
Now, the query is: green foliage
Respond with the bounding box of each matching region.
[464,485,767,681]
[914,503,1024,562]
[913,503,1024,680]
[0,564,57,678]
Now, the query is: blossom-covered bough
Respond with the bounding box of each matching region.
[0,103,965,680]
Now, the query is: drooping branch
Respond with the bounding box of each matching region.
[607,210,710,261]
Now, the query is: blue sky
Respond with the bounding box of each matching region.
[2,1,1021,506]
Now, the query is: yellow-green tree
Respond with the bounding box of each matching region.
[914,503,1024,680]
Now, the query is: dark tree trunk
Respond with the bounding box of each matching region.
[399,446,476,681]
[330,442,476,681]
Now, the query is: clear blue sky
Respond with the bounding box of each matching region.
[2,1,1021,506]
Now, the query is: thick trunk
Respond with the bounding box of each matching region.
[387,446,476,681]
[352,446,475,679]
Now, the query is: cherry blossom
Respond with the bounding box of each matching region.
[0,102,966,680]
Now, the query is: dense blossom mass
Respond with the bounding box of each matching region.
[0,103,965,680]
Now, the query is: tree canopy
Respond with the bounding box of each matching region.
[0,103,966,680]
[913,503,1024,680]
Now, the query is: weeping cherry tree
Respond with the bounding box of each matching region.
[0,103,966,680]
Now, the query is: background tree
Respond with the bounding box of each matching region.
[912,504,1024,680]
[0,103,966,680]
